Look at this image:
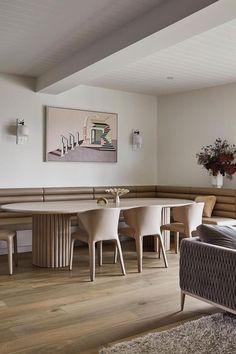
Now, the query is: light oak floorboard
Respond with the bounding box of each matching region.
[0,240,218,354]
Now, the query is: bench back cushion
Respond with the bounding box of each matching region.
[43,187,94,201]
[0,188,43,218]
[156,186,236,219]
[195,195,216,217]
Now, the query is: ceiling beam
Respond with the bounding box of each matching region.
[36,0,223,94]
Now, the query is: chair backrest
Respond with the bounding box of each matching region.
[123,206,162,237]
[173,202,204,236]
[77,208,120,242]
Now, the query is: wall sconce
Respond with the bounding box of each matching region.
[133,130,142,151]
[16,119,29,144]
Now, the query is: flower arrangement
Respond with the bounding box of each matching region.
[196,138,236,179]
[106,188,129,203]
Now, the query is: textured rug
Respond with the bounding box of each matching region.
[99,313,236,354]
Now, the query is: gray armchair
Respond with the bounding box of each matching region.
[179,238,236,314]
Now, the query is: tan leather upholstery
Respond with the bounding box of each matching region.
[0,217,32,230]
[0,188,43,230]
[94,186,137,200]
[202,217,236,225]
[70,208,126,281]
[0,185,235,233]
[157,186,236,225]
[195,195,216,217]
[119,206,168,272]
[136,185,157,198]
[161,203,205,253]
[43,187,94,201]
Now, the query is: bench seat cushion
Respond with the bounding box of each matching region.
[203,216,236,226]
[0,217,32,230]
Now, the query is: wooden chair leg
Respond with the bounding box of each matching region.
[114,243,118,264]
[158,237,161,258]
[158,235,168,268]
[153,236,159,257]
[181,291,186,311]
[13,234,18,267]
[154,236,161,258]
[135,237,143,273]
[69,239,75,270]
[98,241,103,266]
[7,238,13,275]
[89,242,96,281]
[115,239,126,275]
[174,232,180,254]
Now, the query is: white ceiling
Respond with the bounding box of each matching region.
[0,0,163,76]
[1,0,235,95]
[88,18,236,95]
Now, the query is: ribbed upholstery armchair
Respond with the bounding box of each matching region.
[180,238,236,314]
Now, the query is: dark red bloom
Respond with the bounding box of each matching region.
[196,139,236,180]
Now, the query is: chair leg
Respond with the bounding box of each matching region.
[69,239,75,270]
[154,236,161,258]
[89,242,96,281]
[115,239,126,275]
[154,236,160,259]
[158,235,168,268]
[158,237,161,258]
[13,234,18,266]
[174,232,180,254]
[114,243,118,264]
[135,237,143,273]
[7,238,13,275]
[181,291,186,311]
[98,241,103,266]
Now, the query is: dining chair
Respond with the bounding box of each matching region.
[119,206,168,273]
[0,230,18,275]
[69,208,126,281]
[161,202,204,254]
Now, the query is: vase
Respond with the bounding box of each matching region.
[114,195,120,205]
[211,173,223,188]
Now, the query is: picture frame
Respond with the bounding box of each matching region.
[45,106,118,163]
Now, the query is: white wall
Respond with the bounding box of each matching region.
[0,74,158,187]
[157,82,236,188]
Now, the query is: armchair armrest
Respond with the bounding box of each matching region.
[180,238,236,310]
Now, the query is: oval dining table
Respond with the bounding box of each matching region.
[1,198,193,268]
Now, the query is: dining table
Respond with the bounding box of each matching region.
[1,198,193,268]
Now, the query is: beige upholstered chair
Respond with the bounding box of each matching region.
[69,208,126,281]
[119,206,168,273]
[0,230,18,275]
[161,202,204,254]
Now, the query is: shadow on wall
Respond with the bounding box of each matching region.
[1,73,35,91]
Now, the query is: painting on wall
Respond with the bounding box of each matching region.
[46,106,118,162]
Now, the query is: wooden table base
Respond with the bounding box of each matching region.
[32,214,71,268]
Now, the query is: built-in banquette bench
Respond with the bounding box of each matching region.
[156,186,236,226]
[0,186,156,231]
[0,185,236,232]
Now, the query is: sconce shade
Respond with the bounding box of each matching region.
[133,130,142,150]
[17,124,29,137]
[16,119,29,144]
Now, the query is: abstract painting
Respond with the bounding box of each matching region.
[46,106,117,162]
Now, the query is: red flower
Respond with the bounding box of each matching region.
[196,139,236,180]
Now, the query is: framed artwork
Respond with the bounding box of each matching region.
[45,106,118,162]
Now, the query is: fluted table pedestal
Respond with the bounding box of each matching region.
[32,214,71,268]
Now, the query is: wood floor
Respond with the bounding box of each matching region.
[0,240,218,354]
